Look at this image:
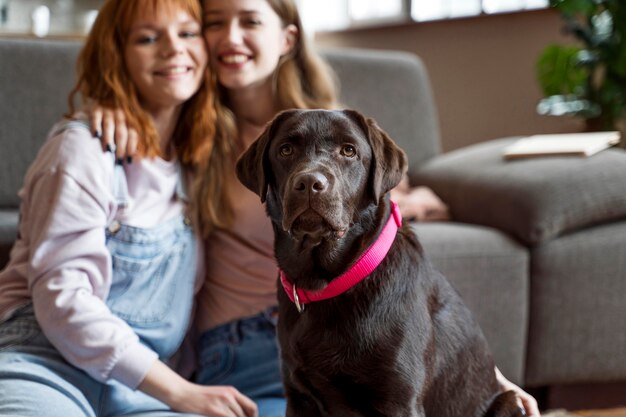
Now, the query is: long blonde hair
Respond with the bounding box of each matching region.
[68,0,217,166]
[195,0,339,237]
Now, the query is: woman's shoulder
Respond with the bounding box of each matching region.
[51,117,110,161]
[28,117,115,191]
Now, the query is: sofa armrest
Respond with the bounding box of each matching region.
[414,138,626,245]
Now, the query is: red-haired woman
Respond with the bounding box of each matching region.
[0,0,255,416]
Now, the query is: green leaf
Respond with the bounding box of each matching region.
[536,44,588,96]
[615,50,626,78]
[551,0,598,16]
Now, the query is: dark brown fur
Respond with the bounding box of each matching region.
[236,109,523,417]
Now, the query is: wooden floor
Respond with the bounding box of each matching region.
[577,410,626,417]
[545,409,626,417]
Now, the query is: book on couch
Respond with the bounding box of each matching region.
[503,131,621,160]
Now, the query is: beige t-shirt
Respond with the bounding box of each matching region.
[195,168,278,331]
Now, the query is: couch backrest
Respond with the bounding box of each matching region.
[322,48,442,176]
[0,38,81,208]
[0,39,442,208]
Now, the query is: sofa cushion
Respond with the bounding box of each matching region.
[415,138,626,245]
[412,221,529,385]
[525,220,626,386]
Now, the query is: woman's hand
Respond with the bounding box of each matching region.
[139,360,258,417]
[168,383,258,417]
[495,367,541,417]
[87,104,139,162]
[390,176,450,222]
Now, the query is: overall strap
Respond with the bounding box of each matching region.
[112,161,129,209]
[175,162,189,203]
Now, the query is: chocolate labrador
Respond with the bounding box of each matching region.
[236,109,524,417]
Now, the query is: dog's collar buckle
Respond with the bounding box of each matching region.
[293,285,305,313]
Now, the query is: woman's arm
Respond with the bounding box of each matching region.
[139,361,258,417]
[25,127,155,387]
[390,174,450,222]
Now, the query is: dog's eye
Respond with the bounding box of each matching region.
[279,144,293,157]
[341,145,357,157]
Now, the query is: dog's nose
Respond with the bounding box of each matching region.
[294,172,329,194]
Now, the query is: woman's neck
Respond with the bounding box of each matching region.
[148,105,182,160]
[227,80,279,147]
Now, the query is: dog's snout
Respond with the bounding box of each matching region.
[294,172,329,194]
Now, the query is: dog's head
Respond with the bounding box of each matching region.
[236,109,407,249]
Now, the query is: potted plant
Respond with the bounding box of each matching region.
[536,0,626,142]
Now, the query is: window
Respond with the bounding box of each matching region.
[413,0,548,21]
[298,0,549,32]
[412,0,481,21]
[296,0,349,33]
[349,0,404,22]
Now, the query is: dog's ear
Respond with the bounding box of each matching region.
[343,109,408,202]
[236,110,298,203]
[236,124,271,202]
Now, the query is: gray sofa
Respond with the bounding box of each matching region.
[2,38,626,398]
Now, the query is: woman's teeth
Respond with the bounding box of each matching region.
[221,54,248,64]
[158,67,188,75]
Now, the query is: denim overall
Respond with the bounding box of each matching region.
[0,121,201,417]
[195,307,286,417]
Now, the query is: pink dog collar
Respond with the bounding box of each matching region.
[280,201,402,312]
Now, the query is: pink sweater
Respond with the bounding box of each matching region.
[0,121,201,388]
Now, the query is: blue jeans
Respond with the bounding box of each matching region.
[0,305,202,417]
[195,307,286,417]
